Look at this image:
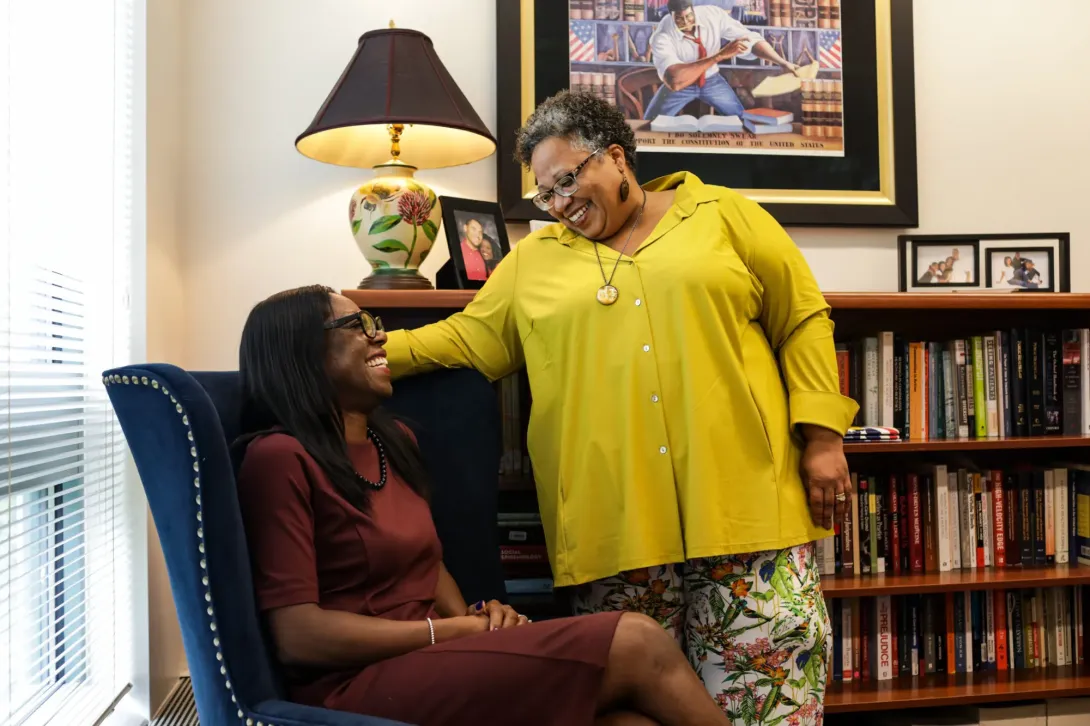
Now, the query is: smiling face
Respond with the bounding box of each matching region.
[463,218,484,247]
[672,7,696,33]
[325,293,391,411]
[530,137,629,241]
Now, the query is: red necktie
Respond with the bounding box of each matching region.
[688,32,707,87]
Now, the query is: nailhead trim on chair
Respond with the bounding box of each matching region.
[104,373,273,726]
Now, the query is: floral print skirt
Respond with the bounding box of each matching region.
[571,542,829,726]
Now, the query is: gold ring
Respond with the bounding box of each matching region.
[835,493,847,502]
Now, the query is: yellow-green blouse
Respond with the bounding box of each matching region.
[386,172,858,587]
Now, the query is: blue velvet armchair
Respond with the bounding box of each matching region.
[103,364,506,726]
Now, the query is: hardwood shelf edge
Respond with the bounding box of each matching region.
[825,666,1090,713]
[821,565,1090,598]
[844,434,1090,453]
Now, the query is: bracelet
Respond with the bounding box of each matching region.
[426,617,435,646]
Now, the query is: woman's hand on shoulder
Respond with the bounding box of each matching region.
[466,599,531,630]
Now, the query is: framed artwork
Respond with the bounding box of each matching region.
[439,197,511,290]
[898,233,1070,293]
[496,0,918,226]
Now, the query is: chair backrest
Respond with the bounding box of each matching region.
[104,364,505,725]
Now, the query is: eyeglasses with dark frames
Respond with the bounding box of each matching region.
[531,148,601,212]
[324,310,384,339]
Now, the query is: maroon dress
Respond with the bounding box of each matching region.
[236,432,623,726]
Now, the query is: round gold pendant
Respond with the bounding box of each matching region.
[596,284,619,306]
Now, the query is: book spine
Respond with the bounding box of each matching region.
[962,469,976,570]
[936,466,951,571]
[985,589,997,669]
[984,335,999,436]
[1081,330,1090,435]
[942,347,956,440]
[1044,332,1062,435]
[909,473,923,572]
[859,475,871,574]
[1063,330,1082,435]
[927,343,939,439]
[992,470,1006,567]
[1010,329,1027,436]
[973,473,985,568]
[864,337,880,427]
[1020,471,1033,565]
[1045,469,1056,565]
[1034,470,1046,565]
[923,474,937,573]
[875,477,887,574]
[998,330,1011,437]
[1011,590,1025,670]
[971,336,986,438]
[877,596,893,680]
[1005,471,1020,566]
[880,331,894,429]
[995,588,1009,670]
[892,337,905,436]
[945,592,956,674]
[889,474,901,575]
[849,340,863,426]
[909,342,925,440]
[1028,330,1045,436]
[923,596,936,674]
[954,593,967,673]
[1056,468,1069,565]
[843,472,856,575]
[948,471,962,570]
[841,598,854,680]
[899,475,910,574]
[954,339,970,438]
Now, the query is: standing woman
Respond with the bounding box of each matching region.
[385,91,857,724]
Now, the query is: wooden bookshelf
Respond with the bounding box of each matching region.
[825,665,1090,713]
[822,564,1090,598]
[352,289,1090,713]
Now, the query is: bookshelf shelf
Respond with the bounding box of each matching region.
[345,290,1090,313]
[825,665,1090,713]
[844,434,1090,453]
[821,564,1090,598]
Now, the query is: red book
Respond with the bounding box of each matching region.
[994,588,1009,670]
[889,474,901,574]
[945,592,957,674]
[908,473,924,572]
[991,470,1006,567]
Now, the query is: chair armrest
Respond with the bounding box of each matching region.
[252,700,414,726]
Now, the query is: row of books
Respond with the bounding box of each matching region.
[814,464,1090,576]
[568,71,618,108]
[829,587,1085,681]
[836,329,1090,440]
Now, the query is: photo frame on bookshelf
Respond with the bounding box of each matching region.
[439,197,511,290]
[898,233,1071,293]
[497,0,919,226]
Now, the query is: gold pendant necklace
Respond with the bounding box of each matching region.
[593,191,646,306]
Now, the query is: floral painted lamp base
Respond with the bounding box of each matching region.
[350,162,440,290]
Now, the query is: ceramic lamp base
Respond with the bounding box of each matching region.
[357,268,434,290]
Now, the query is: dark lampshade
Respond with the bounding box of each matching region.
[296,28,497,170]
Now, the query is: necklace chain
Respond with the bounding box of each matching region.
[593,190,647,293]
[354,427,388,490]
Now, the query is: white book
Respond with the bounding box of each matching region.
[995,331,1007,438]
[880,331,895,429]
[650,113,744,133]
[877,596,894,680]
[948,470,962,569]
[984,335,1000,436]
[935,464,951,571]
[1057,467,1070,564]
[815,537,827,575]
[1081,329,1090,434]
[864,337,880,427]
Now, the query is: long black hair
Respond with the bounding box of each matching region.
[237,284,428,510]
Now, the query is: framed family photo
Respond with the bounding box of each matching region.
[439,197,512,290]
[496,0,918,226]
[898,233,1070,293]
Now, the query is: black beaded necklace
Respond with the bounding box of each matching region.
[354,427,388,490]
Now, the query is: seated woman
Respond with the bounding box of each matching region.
[234,285,730,726]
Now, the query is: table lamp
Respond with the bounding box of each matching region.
[296,24,497,289]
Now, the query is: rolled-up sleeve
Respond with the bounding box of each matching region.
[720,193,858,435]
[386,244,524,382]
[650,24,681,82]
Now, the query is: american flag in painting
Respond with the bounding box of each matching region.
[818,30,842,68]
[570,21,595,62]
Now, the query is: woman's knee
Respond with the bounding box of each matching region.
[612,612,677,661]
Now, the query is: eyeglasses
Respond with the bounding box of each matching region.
[324,310,384,339]
[531,148,601,212]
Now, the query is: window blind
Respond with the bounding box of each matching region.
[1,1,137,724]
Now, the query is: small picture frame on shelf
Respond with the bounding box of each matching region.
[439,197,511,290]
[898,233,1070,293]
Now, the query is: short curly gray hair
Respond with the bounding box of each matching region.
[514,91,637,171]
